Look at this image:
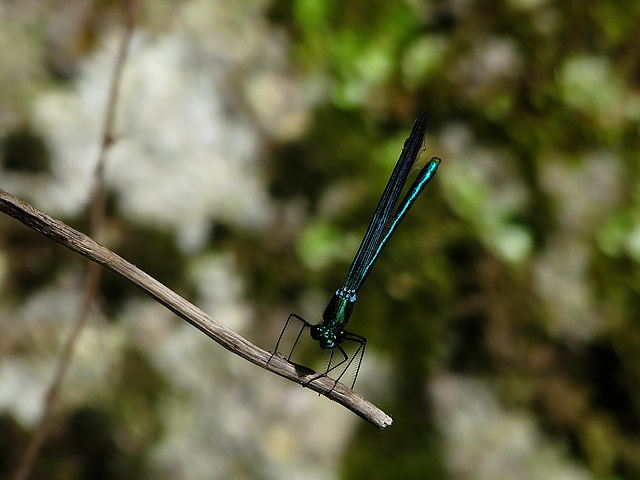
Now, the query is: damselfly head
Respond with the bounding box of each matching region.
[311,324,347,349]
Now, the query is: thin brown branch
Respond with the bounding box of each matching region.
[10,261,103,480]
[11,4,139,480]
[0,188,393,428]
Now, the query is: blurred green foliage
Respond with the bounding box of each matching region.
[265,0,640,479]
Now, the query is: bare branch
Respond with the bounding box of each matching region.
[11,4,140,479]
[0,188,394,428]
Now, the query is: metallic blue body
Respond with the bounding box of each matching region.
[312,111,440,355]
[272,111,441,388]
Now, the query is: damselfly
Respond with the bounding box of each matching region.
[271,111,441,389]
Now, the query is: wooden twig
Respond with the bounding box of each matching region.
[0,188,393,428]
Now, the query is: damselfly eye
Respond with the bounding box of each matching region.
[335,329,347,344]
[310,325,322,341]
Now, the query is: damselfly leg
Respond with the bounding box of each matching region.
[268,313,311,365]
[270,313,367,390]
[304,331,367,390]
